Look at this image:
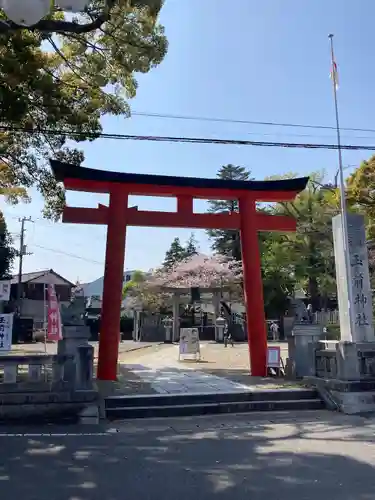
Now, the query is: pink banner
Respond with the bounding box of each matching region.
[47,284,62,341]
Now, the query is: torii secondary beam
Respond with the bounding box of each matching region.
[62,205,297,232]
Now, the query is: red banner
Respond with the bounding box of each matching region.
[47,284,62,341]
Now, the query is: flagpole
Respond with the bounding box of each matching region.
[328,33,355,339]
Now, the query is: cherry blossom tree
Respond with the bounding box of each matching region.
[149,253,243,290]
[124,253,243,312]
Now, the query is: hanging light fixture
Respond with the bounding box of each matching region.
[55,0,90,13]
[0,1,161,33]
[2,0,51,26]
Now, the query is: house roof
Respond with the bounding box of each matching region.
[11,269,74,286]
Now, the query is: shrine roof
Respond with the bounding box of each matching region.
[51,160,309,194]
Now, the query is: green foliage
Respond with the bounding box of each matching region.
[184,233,199,258]
[122,269,145,298]
[0,1,167,219]
[0,211,15,279]
[163,234,199,269]
[122,269,169,312]
[0,162,30,205]
[274,174,339,311]
[259,232,296,319]
[347,156,375,238]
[163,237,186,269]
[207,164,252,260]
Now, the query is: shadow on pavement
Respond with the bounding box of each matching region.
[1,412,375,499]
[199,368,301,387]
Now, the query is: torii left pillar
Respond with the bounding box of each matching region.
[239,195,268,377]
[97,187,129,381]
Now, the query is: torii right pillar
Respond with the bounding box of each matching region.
[239,195,268,377]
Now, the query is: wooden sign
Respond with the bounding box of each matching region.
[267,346,281,368]
[179,328,201,361]
[267,345,284,376]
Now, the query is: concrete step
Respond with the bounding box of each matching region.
[106,398,325,420]
[105,388,319,409]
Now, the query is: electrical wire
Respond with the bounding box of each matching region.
[30,243,104,265]
[131,110,375,135]
[0,210,107,256]
[18,101,375,139]
[1,124,375,150]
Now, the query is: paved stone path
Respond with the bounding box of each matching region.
[12,342,296,395]
[119,343,298,395]
[125,363,252,394]
[1,411,375,499]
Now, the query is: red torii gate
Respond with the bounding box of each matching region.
[50,160,308,381]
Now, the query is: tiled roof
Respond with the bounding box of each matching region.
[10,269,73,286]
[10,270,49,284]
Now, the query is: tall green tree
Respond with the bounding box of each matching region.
[347,156,375,238]
[163,237,186,269]
[0,1,167,219]
[184,233,199,258]
[259,233,296,319]
[163,234,199,269]
[207,164,252,260]
[270,173,339,311]
[0,211,15,279]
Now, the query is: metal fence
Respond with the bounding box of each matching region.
[314,310,339,325]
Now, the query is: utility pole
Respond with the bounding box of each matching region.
[16,216,33,314]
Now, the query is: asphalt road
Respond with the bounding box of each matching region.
[1,411,375,500]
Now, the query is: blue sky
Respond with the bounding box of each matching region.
[2,0,375,284]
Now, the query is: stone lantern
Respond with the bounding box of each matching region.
[215,316,226,343]
[163,316,173,343]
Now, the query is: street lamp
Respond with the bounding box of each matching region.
[310,165,355,191]
[2,0,51,26]
[0,0,161,33]
[333,165,354,188]
[0,0,90,27]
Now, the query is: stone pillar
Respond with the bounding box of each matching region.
[215,316,225,342]
[332,213,374,342]
[163,317,173,343]
[306,214,375,413]
[172,294,180,342]
[58,324,92,387]
[133,308,142,341]
[212,292,221,318]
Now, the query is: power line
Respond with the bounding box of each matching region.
[1,124,375,150]
[13,100,375,140]
[131,110,375,135]
[0,211,104,253]
[30,243,104,265]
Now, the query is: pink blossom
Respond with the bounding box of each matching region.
[149,253,243,289]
